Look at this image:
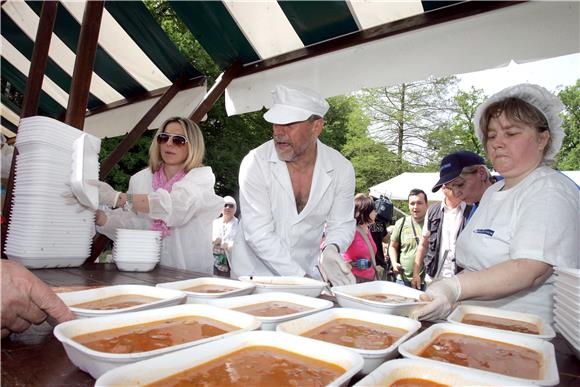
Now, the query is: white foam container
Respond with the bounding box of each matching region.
[398,322,559,386]
[555,267,580,286]
[94,331,363,387]
[238,275,327,297]
[276,307,421,374]
[354,358,534,386]
[114,259,159,272]
[57,284,186,318]
[53,304,262,379]
[331,281,426,317]
[156,277,255,303]
[447,305,555,339]
[207,291,334,330]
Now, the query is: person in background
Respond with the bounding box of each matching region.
[1,260,75,338]
[418,84,579,323]
[369,195,393,275]
[389,189,428,289]
[88,117,223,274]
[342,193,377,283]
[231,85,356,286]
[411,185,471,289]
[1,135,15,210]
[212,196,239,277]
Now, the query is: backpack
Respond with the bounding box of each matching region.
[374,195,394,224]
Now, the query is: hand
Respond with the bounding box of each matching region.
[392,263,403,274]
[411,273,421,289]
[213,237,222,247]
[60,185,93,212]
[416,276,461,321]
[319,245,356,286]
[87,180,120,208]
[1,261,75,338]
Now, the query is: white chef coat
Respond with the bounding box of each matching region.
[97,167,223,274]
[231,139,356,278]
[456,166,579,323]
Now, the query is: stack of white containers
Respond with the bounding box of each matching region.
[113,229,161,271]
[553,267,580,360]
[5,116,100,268]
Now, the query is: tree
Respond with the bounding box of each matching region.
[556,80,580,170]
[359,76,459,173]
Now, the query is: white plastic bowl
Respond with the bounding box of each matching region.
[156,277,256,303]
[57,285,186,318]
[53,304,262,379]
[207,291,334,330]
[95,331,363,387]
[238,275,326,297]
[114,259,159,272]
[331,281,426,317]
[398,322,559,386]
[354,358,534,386]
[447,305,555,339]
[276,307,421,374]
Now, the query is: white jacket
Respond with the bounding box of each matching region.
[97,167,223,273]
[231,140,356,278]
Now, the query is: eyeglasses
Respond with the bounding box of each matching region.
[224,203,235,209]
[157,133,188,146]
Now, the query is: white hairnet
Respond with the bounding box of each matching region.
[474,83,565,161]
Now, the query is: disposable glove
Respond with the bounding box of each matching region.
[60,185,94,212]
[319,244,356,286]
[87,180,120,208]
[415,276,461,321]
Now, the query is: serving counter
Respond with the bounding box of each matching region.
[1,263,579,386]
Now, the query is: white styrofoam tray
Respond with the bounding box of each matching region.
[276,307,421,374]
[353,358,534,386]
[331,281,426,317]
[447,305,555,339]
[156,277,255,303]
[206,291,333,330]
[95,331,363,387]
[398,322,559,386]
[57,284,186,318]
[53,304,261,379]
[238,275,327,297]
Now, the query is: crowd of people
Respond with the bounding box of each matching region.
[2,82,578,337]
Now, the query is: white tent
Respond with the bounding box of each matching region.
[370,171,580,203]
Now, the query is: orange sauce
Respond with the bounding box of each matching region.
[359,293,417,303]
[461,313,539,334]
[71,294,161,310]
[145,346,345,387]
[302,318,407,350]
[233,301,312,317]
[183,284,237,293]
[419,333,541,379]
[73,316,237,353]
[390,378,449,387]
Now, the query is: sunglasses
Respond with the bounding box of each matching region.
[157,133,188,146]
[224,203,235,209]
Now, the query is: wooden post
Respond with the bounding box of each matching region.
[64,1,104,129]
[1,1,58,258]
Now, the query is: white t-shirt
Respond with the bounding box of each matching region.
[456,166,579,323]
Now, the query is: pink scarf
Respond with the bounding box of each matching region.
[151,167,187,238]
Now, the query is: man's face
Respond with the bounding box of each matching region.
[446,168,483,204]
[408,194,427,222]
[273,118,323,162]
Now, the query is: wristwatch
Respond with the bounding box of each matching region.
[123,193,133,212]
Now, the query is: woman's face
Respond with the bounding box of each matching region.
[369,209,377,224]
[160,122,189,167]
[485,112,548,185]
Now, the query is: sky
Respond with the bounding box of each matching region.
[457,52,579,96]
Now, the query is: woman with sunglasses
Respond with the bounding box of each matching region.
[93,117,223,273]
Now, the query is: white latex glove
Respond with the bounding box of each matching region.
[87,180,120,208]
[319,244,356,286]
[416,276,461,321]
[60,185,92,212]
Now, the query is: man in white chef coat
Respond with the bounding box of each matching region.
[231,85,356,285]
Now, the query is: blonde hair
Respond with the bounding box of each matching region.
[149,117,205,172]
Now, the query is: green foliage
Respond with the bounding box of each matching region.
[556,80,580,170]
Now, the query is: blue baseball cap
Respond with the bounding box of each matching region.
[432,151,485,192]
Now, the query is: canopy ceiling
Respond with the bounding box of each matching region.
[1,1,579,138]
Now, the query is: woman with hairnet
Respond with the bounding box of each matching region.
[418,84,579,324]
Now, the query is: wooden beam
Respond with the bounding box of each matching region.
[237,1,524,78]
[190,60,242,124]
[1,1,58,259]
[64,1,104,129]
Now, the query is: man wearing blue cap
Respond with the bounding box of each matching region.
[231,85,356,286]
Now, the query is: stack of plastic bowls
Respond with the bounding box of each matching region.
[113,229,161,271]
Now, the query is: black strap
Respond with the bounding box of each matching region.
[409,217,420,245]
